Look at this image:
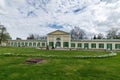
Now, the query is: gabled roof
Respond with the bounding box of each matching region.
[47,30,70,35]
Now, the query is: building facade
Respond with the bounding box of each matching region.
[8,30,120,50]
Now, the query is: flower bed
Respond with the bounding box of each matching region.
[26,58,44,64]
[1,52,117,59]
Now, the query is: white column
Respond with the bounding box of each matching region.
[40,42,42,47]
[32,42,33,47]
[45,42,46,47]
[61,36,63,48]
[47,36,49,46]
[10,42,12,46]
[69,35,71,48]
[82,42,84,49]
[27,42,29,47]
[104,43,107,50]
[35,42,37,47]
[89,43,91,49]
[54,36,56,48]
[112,43,115,50]
[23,42,25,46]
[28,42,30,47]
[75,43,77,48]
[96,43,99,49]
[17,42,18,47]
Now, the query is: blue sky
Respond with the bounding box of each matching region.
[0,0,120,39]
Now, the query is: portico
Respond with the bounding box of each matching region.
[47,30,71,48]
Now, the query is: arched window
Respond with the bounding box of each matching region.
[25,42,28,46]
[11,42,13,46]
[56,38,61,41]
[37,43,40,47]
[33,42,36,47]
[22,42,24,46]
[18,42,20,47]
[29,42,32,46]
[14,42,17,47]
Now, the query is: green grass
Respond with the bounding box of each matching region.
[0,47,120,80]
[0,47,109,56]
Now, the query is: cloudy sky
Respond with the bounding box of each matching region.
[0,0,120,39]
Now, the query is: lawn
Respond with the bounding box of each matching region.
[0,47,120,80]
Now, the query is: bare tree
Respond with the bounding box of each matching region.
[93,35,97,39]
[71,26,86,40]
[16,37,22,40]
[27,34,47,40]
[107,28,119,39]
[115,32,120,39]
[0,25,11,45]
[38,36,47,40]
[27,34,35,40]
[97,33,104,39]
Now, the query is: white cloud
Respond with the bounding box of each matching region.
[0,0,5,8]
[0,0,6,14]
[0,0,120,39]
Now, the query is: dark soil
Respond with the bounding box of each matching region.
[26,58,44,64]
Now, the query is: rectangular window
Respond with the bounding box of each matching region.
[63,42,69,47]
[22,42,24,46]
[8,42,10,46]
[25,42,28,46]
[42,43,45,47]
[115,44,120,49]
[84,43,89,49]
[14,42,17,47]
[91,43,96,48]
[11,42,13,46]
[29,42,32,46]
[33,43,36,47]
[71,43,75,47]
[99,44,104,48]
[37,43,40,47]
[78,43,82,47]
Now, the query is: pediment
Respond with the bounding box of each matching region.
[48,30,70,35]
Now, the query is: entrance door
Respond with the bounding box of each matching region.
[107,44,112,50]
[56,42,61,48]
